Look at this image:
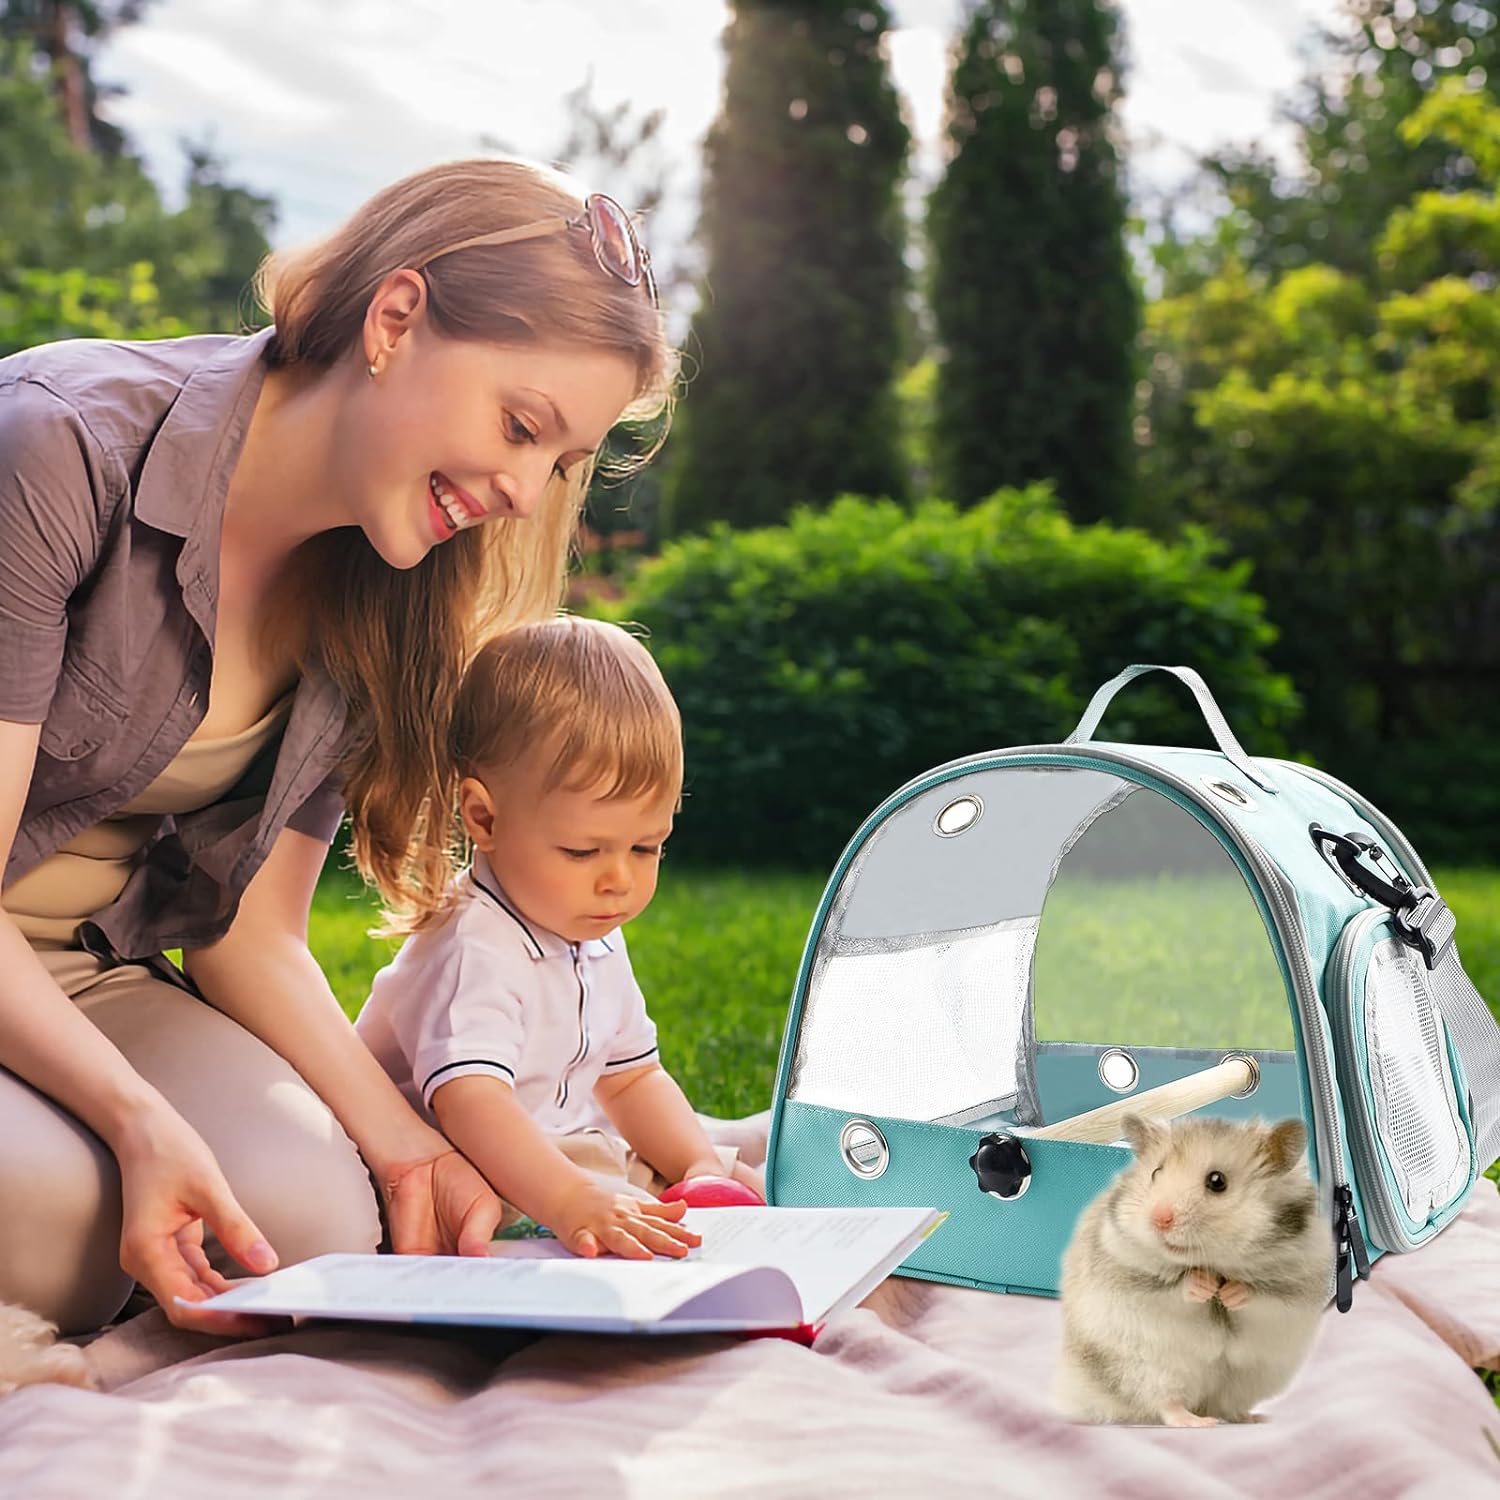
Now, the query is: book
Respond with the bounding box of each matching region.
[191,1205,945,1336]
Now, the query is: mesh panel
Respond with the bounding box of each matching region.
[1429,949,1500,1169]
[1366,941,1472,1218]
[788,919,1035,1120]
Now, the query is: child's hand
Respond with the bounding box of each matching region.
[727,1159,766,1201]
[680,1155,730,1181]
[552,1183,703,1260]
[681,1158,766,1200]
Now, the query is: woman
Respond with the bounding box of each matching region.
[0,159,675,1335]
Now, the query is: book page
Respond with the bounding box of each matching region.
[201,1251,799,1330]
[199,1205,942,1333]
[490,1205,942,1324]
[676,1206,941,1322]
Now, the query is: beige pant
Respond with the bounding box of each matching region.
[0,950,382,1335]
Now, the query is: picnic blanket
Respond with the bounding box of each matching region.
[3,1113,1497,1500]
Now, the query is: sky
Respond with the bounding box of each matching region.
[95,0,1352,278]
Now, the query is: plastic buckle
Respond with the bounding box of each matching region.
[1393,887,1456,971]
[1310,825,1455,970]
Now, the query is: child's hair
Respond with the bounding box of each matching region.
[250,158,676,923]
[392,615,683,932]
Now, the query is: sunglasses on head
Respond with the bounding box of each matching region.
[416,193,657,307]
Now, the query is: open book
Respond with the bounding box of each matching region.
[193,1205,945,1336]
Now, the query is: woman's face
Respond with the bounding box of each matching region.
[348,306,640,570]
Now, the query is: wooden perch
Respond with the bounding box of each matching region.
[1027,1056,1257,1145]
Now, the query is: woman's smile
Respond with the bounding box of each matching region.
[427,471,488,538]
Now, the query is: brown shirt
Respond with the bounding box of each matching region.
[0,330,348,960]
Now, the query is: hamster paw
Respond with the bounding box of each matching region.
[1161,1401,1221,1428]
[1217,1279,1253,1310]
[1183,1268,1223,1303]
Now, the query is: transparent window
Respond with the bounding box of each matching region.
[787,764,1297,1134]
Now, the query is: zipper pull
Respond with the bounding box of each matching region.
[1333,1185,1370,1312]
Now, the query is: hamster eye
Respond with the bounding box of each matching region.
[1206,1171,1227,1193]
[1151,1166,1162,1182]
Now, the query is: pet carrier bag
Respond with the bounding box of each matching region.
[765,664,1500,1310]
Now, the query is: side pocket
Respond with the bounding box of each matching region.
[36,655,126,762]
[1326,909,1478,1252]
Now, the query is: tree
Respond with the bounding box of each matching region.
[661,1,911,535]
[1137,76,1500,856]
[0,39,275,345]
[1188,0,1500,287]
[0,1,154,153]
[927,0,1137,524]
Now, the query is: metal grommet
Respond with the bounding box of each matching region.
[1219,1053,1261,1098]
[969,1132,1032,1201]
[1200,775,1255,811]
[839,1118,889,1179]
[1098,1048,1140,1093]
[934,793,983,837]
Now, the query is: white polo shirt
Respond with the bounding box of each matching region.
[354,851,660,1135]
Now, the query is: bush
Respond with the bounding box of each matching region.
[601,487,1299,866]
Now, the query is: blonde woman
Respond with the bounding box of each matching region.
[0,160,674,1336]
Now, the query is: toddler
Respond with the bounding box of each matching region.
[356,616,763,1259]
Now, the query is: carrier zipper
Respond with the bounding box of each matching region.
[795,742,1360,1307]
[1333,1183,1372,1311]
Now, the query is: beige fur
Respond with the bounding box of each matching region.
[1053,1114,1334,1426]
[0,1302,96,1397]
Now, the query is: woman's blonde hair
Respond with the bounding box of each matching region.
[252,158,675,922]
[392,615,680,933]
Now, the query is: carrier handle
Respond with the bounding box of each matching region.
[1065,664,1276,795]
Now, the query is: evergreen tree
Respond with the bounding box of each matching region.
[928,0,1137,523]
[662,0,910,535]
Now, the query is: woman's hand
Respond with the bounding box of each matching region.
[380,1146,506,1256]
[111,1102,281,1337]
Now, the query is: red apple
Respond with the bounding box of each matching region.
[659,1174,765,1207]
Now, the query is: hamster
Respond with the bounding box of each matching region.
[1053,1112,1334,1427]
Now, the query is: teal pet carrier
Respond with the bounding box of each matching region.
[765,665,1500,1310]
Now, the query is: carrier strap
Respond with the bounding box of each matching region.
[1065,664,1276,795]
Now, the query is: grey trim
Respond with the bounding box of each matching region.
[930,1094,1019,1127]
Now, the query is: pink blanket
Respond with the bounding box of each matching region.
[4,1116,1497,1499]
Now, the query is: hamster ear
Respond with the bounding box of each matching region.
[1261,1118,1308,1174]
[1122,1113,1163,1159]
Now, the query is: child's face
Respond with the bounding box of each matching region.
[462,757,676,943]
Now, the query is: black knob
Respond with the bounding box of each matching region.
[969,1132,1032,1201]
